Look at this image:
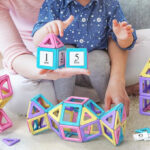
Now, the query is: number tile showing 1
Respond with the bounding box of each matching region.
[40,51,53,67]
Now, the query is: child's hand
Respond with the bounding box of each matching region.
[104,78,130,116]
[39,68,90,80]
[44,15,74,37]
[112,19,133,41]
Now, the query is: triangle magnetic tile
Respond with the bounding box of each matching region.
[101,110,116,129]
[80,107,97,126]
[2,138,20,146]
[114,112,121,130]
[39,34,64,48]
[27,101,45,119]
[49,104,62,123]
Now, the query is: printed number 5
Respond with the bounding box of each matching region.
[74,53,79,64]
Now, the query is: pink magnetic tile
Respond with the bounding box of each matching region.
[60,125,82,142]
[64,96,89,105]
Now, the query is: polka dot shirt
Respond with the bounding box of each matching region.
[32,0,137,52]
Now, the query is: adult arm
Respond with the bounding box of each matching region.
[0,2,89,80]
[0,2,37,78]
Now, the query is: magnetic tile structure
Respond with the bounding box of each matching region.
[27,95,127,146]
[0,74,13,133]
[139,59,150,115]
[37,34,88,70]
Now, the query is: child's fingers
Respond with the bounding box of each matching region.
[128,33,133,37]
[104,96,112,111]
[120,21,128,27]
[129,29,134,33]
[113,19,119,27]
[127,29,133,34]
[46,24,53,33]
[56,21,64,37]
[126,28,133,35]
[63,15,74,29]
[125,24,132,30]
[51,22,59,36]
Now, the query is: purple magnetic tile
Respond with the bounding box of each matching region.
[40,117,46,128]
[146,69,150,75]
[48,115,62,138]
[101,111,116,129]
[104,126,112,137]
[91,103,101,114]
[139,96,150,116]
[28,101,45,119]
[143,103,150,112]
[80,119,102,142]
[65,106,74,111]
[139,77,150,97]
[2,138,20,146]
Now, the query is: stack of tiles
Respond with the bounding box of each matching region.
[0,75,13,133]
[37,33,88,70]
[27,95,127,146]
[139,59,150,115]
[37,34,66,70]
[48,96,104,142]
[100,103,127,146]
[27,94,54,135]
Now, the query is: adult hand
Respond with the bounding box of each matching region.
[104,78,130,116]
[39,68,90,80]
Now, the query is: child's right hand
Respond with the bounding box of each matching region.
[39,68,90,80]
[44,15,74,37]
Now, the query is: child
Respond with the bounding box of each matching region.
[32,0,137,116]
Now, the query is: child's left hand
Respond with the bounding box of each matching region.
[112,19,134,41]
[104,78,130,116]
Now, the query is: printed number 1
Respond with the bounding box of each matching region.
[74,53,79,64]
[44,53,48,64]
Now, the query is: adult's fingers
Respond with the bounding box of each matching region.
[63,15,74,29]
[71,69,90,76]
[67,68,90,76]
[39,69,53,75]
[54,68,90,75]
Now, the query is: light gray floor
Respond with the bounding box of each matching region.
[0,86,150,150]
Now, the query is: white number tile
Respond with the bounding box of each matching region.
[69,52,84,66]
[40,51,53,67]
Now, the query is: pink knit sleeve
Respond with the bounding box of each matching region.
[0,2,32,73]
